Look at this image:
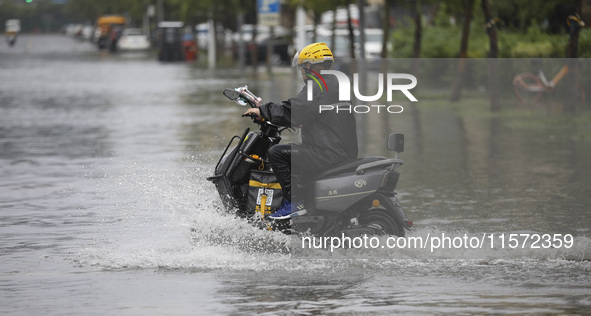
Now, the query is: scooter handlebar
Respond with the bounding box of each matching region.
[223,85,261,108]
[238,86,262,107]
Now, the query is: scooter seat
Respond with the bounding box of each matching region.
[318,156,386,178]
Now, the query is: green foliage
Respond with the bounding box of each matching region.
[391,22,487,58]
[579,29,591,58]
[63,0,149,24]
[498,25,568,58]
[509,42,553,58]
[6,0,589,60]
[493,0,571,33]
[391,20,575,59]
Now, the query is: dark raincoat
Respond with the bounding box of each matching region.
[259,73,358,169]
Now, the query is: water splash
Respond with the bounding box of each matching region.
[78,155,590,272]
[78,155,292,270]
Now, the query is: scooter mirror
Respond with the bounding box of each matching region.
[223,88,241,101]
[388,133,404,152]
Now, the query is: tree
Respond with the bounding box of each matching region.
[345,0,356,59]
[63,0,148,24]
[411,0,422,74]
[493,0,579,33]
[565,0,584,113]
[449,0,475,102]
[481,0,499,112]
[380,0,392,59]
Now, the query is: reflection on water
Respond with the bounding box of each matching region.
[0,35,589,315]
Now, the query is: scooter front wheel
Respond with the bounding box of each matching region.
[359,210,405,237]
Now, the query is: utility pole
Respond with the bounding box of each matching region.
[208,16,216,69]
[237,10,245,68]
[157,0,164,24]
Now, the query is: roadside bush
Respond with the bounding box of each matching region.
[579,28,591,58]
[502,24,567,58]
[509,41,554,58]
[391,23,573,59]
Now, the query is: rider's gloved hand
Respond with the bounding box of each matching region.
[243,107,262,119]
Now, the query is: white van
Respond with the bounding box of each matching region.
[5,19,21,33]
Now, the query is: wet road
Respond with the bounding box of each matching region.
[0,34,590,315]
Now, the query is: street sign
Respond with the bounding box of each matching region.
[257,0,280,26]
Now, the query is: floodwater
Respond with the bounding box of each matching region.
[1,34,590,315]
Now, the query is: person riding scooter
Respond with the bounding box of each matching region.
[243,42,358,220]
[5,31,17,46]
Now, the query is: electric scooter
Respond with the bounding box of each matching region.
[207,86,412,237]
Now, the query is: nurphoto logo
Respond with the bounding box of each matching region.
[308,70,418,114]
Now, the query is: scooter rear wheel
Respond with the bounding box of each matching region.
[359,210,405,237]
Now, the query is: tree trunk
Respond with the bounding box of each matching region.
[312,10,320,43]
[381,0,391,59]
[412,0,421,74]
[212,18,221,62]
[331,5,337,50]
[266,25,274,75]
[251,13,258,78]
[381,0,391,115]
[481,0,499,112]
[481,0,498,58]
[412,0,421,59]
[428,3,440,26]
[565,0,583,113]
[450,0,474,102]
[346,0,356,59]
[380,0,390,104]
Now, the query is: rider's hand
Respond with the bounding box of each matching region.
[244,107,262,119]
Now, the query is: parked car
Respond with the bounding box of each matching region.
[233,24,287,44]
[308,28,384,59]
[357,28,384,60]
[292,24,331,49]
[80,25,95,41]
[306,28,384,73]
[195,22,233,50]
[65,24,82,37]
[243,33,292,65]
[117,28,150,51]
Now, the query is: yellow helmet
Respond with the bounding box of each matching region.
[292,42,334,67]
